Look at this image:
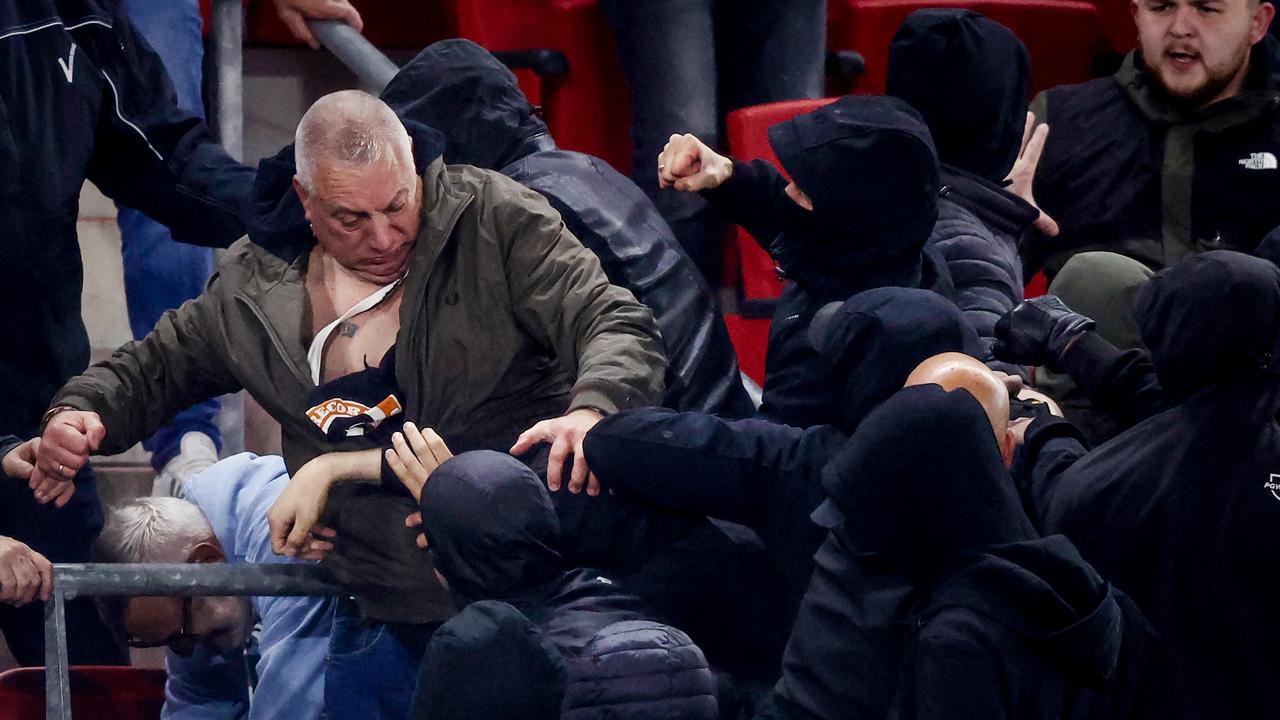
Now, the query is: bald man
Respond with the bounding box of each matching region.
[39,90,666,720]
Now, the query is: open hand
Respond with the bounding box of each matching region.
[0,536,52,606]
[510,408,604,496]
[1006,112,1059,238]
[273,0,364,49]
[268,455,341,557]
[385,423,453,502]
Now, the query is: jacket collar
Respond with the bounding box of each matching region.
[939,164,1038,239]
[1117,35,1280,129]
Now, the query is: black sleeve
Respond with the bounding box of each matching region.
[83,4,254,248]
[701,158,791,252]
[583,407,813,530]
[909,636,1009,720]
[1012,415,1090,531]
[1056,332,1168,429]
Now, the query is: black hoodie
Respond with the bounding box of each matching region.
[886,9,1039,376]
[773,385,1156,720]
[705,96,956,428]
[377,39,753,419]
[1040,250,1280,719]
[586,288,978,618]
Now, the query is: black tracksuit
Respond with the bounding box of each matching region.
[1033,251,1280,718]
[0,0,250,666]
[770,386,1158,720]
[379,39,753,419]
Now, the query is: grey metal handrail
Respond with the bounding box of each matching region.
[309,20,400,93]
[45,563,344,720]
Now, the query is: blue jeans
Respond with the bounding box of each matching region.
[324,599,436,720]
[600,0,827,282]
[118,0,220,470]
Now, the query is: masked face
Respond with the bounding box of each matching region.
[1132,0,1276,108]
[297,152,423,285]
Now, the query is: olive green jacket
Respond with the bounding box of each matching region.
[54,159,667,473]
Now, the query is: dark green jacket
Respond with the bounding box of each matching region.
[1028,36,1280,275]
[53,159,666,473]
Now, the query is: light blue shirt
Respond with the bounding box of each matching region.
[162,453,335,720]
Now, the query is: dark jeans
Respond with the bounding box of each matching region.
[118,0,220,471]
[0,466,128,666]
[601,0,827,282]
[324,598,439,720]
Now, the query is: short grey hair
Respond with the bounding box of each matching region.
[294,89,413,193]
[96,497,215,564]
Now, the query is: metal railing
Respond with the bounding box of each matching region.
[44,563,344,720]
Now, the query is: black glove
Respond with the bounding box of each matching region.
[993,295,1096,369]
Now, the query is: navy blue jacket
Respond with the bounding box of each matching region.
[1038,252,1280,719]
[0,0,252,446]
[379,39,753,419]
[586,288,977,620]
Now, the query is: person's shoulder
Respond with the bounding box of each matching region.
[1042,76,1128,121]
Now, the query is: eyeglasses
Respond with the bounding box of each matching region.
[126,596,200,649]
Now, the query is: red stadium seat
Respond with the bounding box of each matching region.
[241,0,632,172]
[450,0,633,172]
[724,98,836,302]
[828,0,1109,95]
[721,97,838,384]
[1091,0,1139,53]
[0,666,166,720]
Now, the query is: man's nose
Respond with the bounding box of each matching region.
[1168,4,1196,37]
[367,214,396,251]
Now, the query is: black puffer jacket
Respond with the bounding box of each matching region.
[379,39,753,418]
[1040,251,1280,719]
[886,9,1038,376]
[0,0,252,447]
[772,386,1158,720]
[418,451,718,718]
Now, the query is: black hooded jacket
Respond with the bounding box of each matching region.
[586,288,977,619]
[0,0,252,452]
[418,450,719,719]
[378,39,753,419]
[703,96,958,428]
[773,386,1157,720]
[886,9,1039,376]
[1037,251,1280,719]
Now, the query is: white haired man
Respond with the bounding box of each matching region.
[95,453,334,720]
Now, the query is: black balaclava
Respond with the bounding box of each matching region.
[1135,250,1280,400]
[886,8,1031,183]
[822,384,1037,580]
[380,38,550,169]
[419,450,564,605]
[807,287,981,430]
[766,95,940,294]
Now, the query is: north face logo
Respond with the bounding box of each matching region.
[1265,474,1280,502]
[1238,152,1278,170]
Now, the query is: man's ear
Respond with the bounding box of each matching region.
[188,540,226,564]
[1251,2,1276,44]
[292,176,313,220]
[1130,0,1139,20]
[1000,428,1018,470]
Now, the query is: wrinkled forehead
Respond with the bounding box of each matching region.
[311,156,418,208]
[123,595,183,635]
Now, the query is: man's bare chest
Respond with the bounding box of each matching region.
[306,276,405,385]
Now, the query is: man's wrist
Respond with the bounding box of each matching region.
[39,406,77,433]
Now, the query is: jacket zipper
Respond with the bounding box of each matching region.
[235,292,312,390]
